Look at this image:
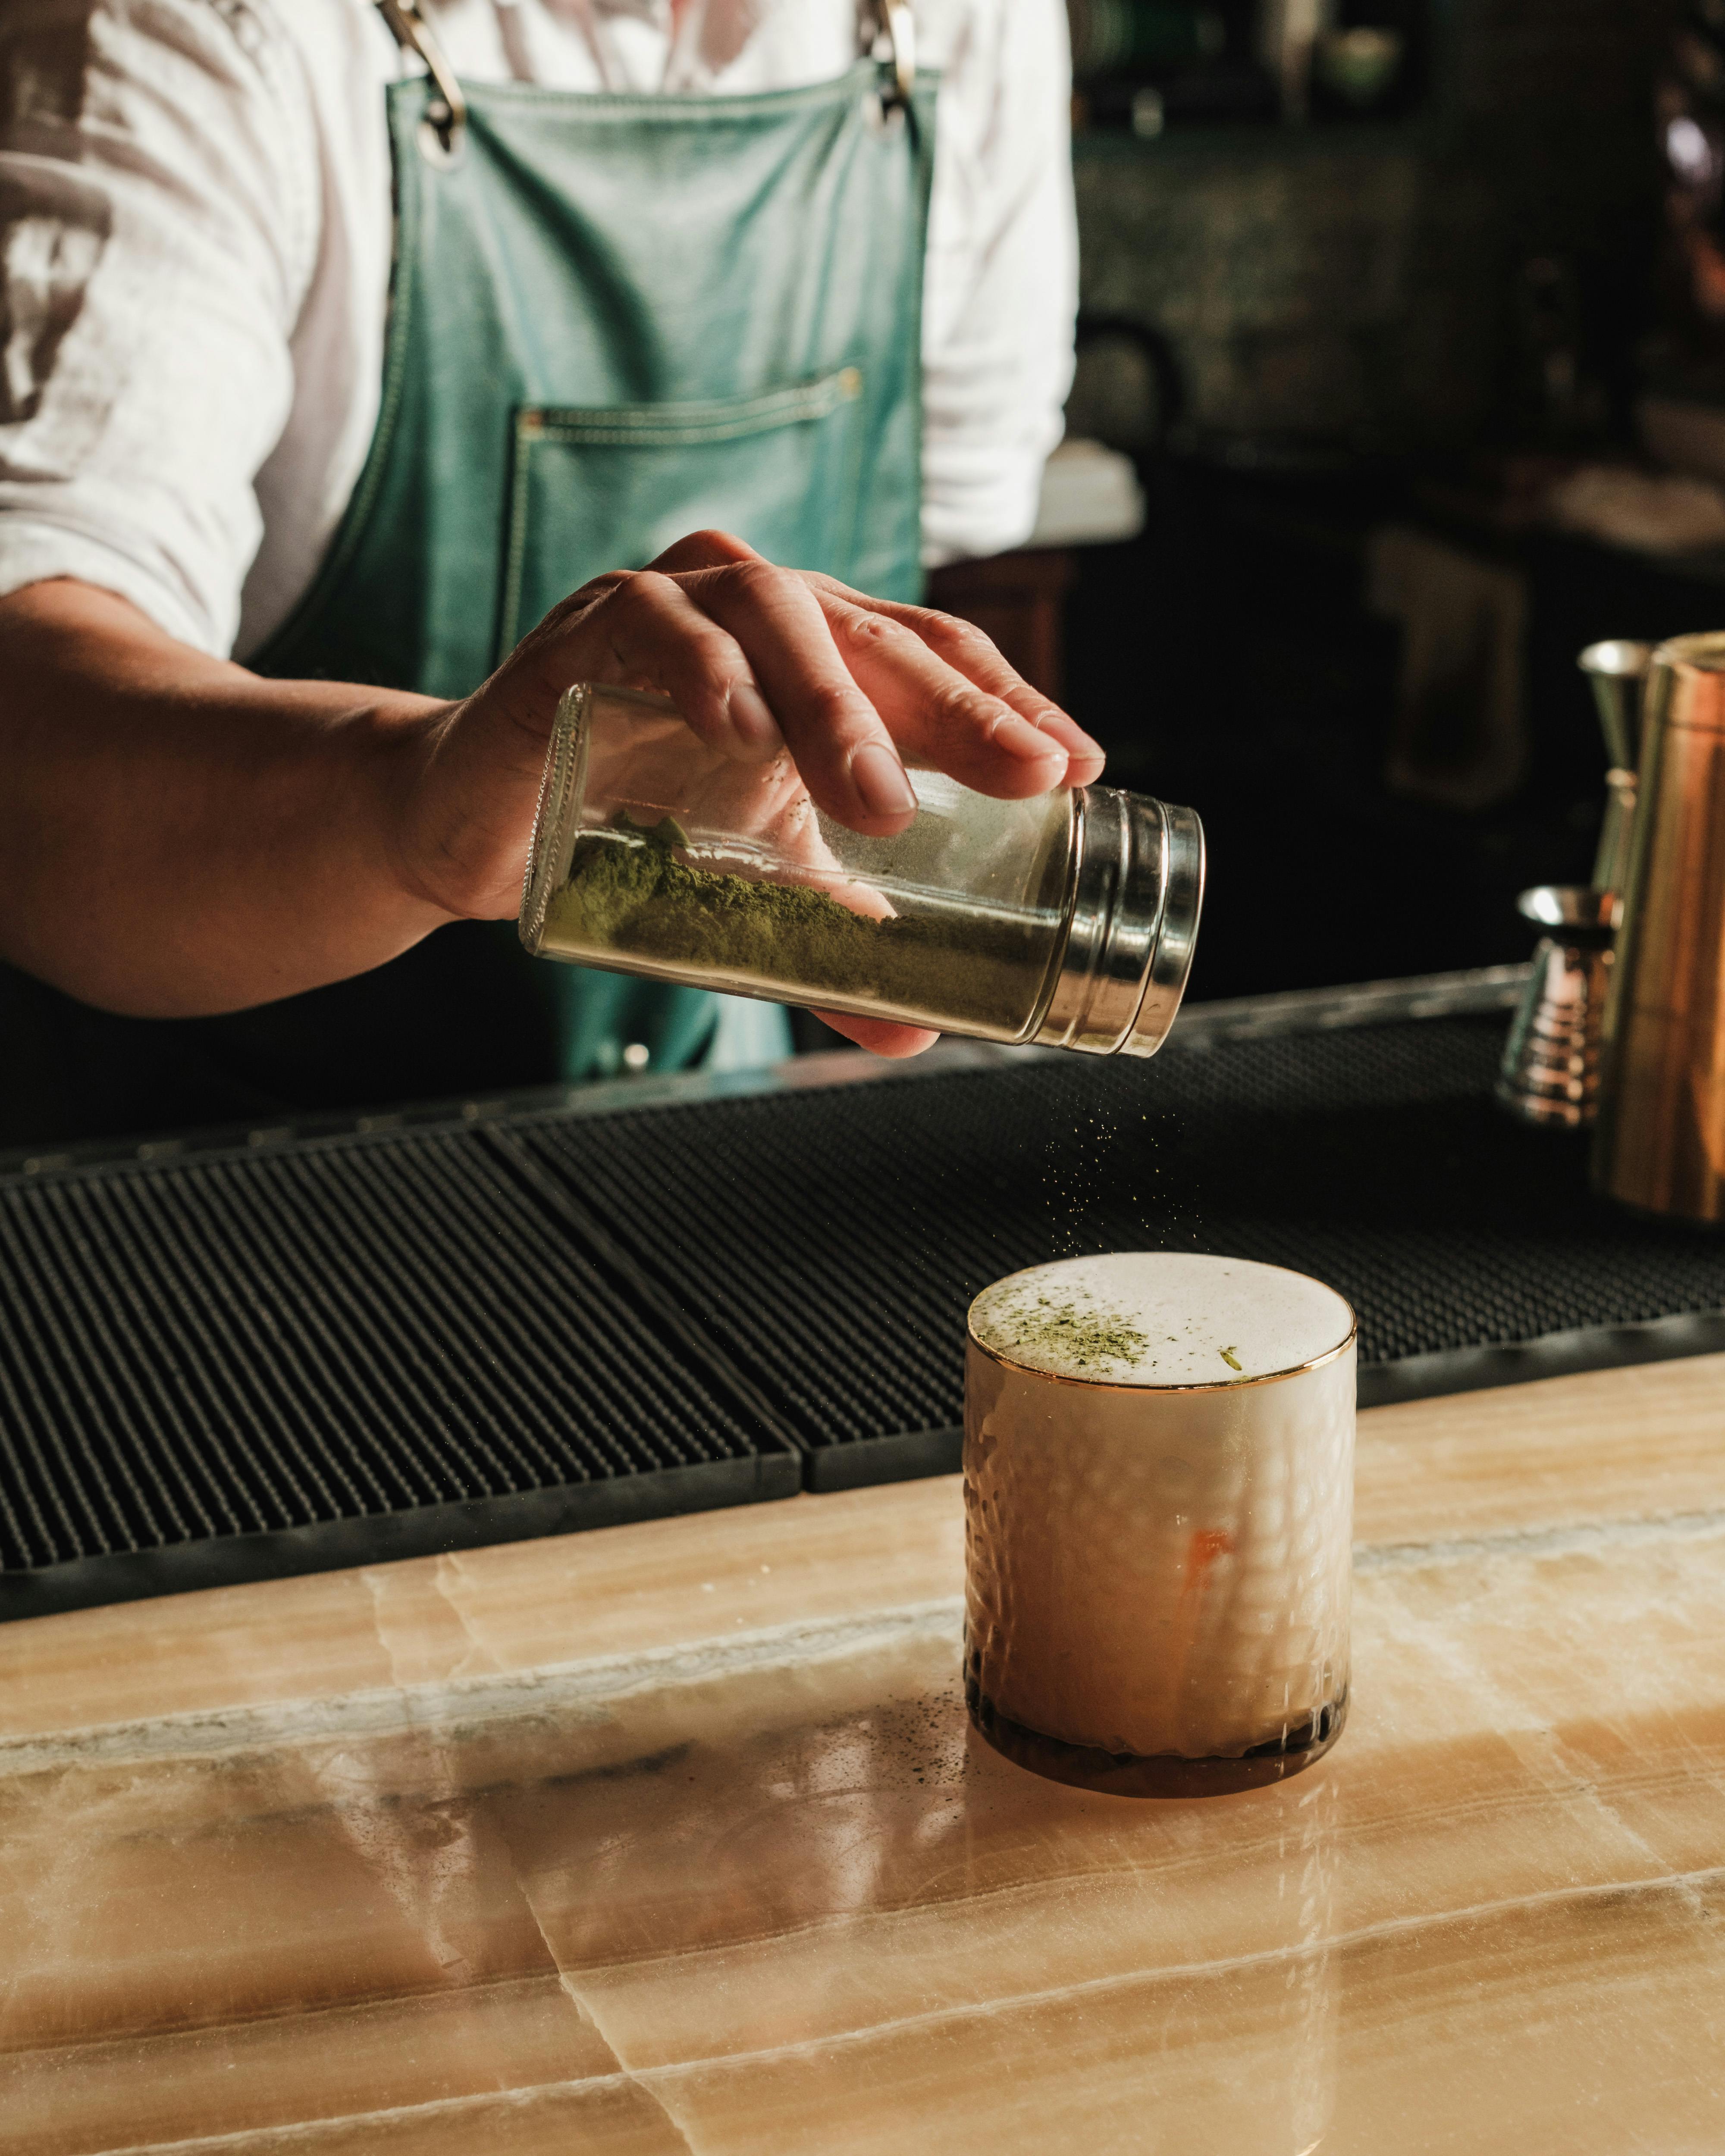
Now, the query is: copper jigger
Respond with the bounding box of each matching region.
[1496,887,1617,1128]
[1498,642,1650,1129]
[1593,632,1725,1221]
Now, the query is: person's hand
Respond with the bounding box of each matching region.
[394,529,1105,1055]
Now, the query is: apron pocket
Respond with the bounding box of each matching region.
[499,365,866,656]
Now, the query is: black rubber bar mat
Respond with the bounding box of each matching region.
[507,1015,1725,1492]
[7,1006,1725,1616]
[0,1129,799,1617]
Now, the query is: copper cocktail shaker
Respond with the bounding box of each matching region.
[1593,632,1725,1221]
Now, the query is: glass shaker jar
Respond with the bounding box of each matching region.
[519,683,1204,1056]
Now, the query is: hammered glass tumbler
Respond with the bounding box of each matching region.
[964,1252,1356,1797]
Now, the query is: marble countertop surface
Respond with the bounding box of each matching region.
[4,1352,1724,2154]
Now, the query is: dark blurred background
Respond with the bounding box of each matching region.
[929,0,1725,1007]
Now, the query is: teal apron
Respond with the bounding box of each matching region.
[0,34,934,1149]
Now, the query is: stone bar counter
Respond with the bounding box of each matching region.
[3,1352,1724,2154]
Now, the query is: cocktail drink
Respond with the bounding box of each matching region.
[964,1252,1355,1797]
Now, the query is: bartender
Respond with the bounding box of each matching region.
[0,0,1095,1148]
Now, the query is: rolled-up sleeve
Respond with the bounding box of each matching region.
[0,0,316,655]
[919,0,1077,567]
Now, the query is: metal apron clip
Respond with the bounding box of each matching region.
[376,0,467,165]
[877,1,916,108]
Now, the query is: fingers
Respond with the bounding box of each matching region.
[527,567,786,759]
[813,597,1069,799]
[915,609,1106,783]
[809,581,1106,791]
[669,559,921,835]
[811,1008,941,1057]
[514,539,1101,836]
[525,554,921,831]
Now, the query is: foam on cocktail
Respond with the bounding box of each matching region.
[969,1250,1353,1387]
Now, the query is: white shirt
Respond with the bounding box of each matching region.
[0,0,1076,664]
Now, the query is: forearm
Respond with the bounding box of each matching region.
[0,541,1104,1047]
[0,580,453,1018]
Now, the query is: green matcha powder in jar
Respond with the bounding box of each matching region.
[519,684,1204,1058]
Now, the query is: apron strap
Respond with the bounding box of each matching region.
[376,0,468,161]
[376,4,912,141]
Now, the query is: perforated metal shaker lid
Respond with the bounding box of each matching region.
[1032,787,1205,1059]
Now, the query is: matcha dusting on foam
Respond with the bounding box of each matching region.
[982,1290,1152,1374]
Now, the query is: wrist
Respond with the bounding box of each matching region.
[371,689,541,925]
[360,693,470,924]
